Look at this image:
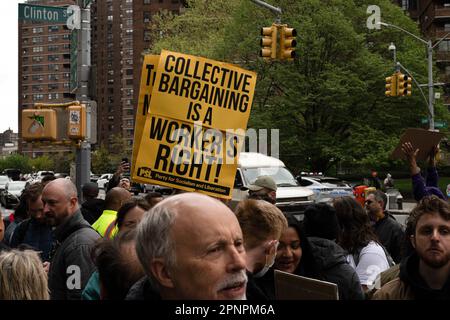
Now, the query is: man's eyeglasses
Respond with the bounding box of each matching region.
[365,200,373,205]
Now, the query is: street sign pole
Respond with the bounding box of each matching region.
[75,1,91,202]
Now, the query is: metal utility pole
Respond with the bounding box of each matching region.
[250,0,282,23]
[75,1,92,201]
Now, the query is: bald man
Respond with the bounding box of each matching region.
[92,187,132,238]
[128,193,248,300]
[42,178,100,300]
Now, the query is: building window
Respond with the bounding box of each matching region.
[107,15,113,21]
[126,79,133,85]
[32,56,44,63]
[32,85,43,92]
[144,30,151,41]
[32,27,43,33]
[48,45,59,52]
[32,46,44,53]
[48,35,59,42]
[49,74,59,81]
[144,0,151,4]
[49,83,58,90]
[32,65,44,72]
[48,55,60,62]
[48,26,59,32]
[144,11,151,23]
[48,64,59,71]
[33,94,44,101]
[438,40,450,52]
[125,69,133,75]
[32,37,43,43]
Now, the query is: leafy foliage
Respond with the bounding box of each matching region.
[147,0,449,173]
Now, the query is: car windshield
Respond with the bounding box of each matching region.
[8,182,26,191]
[242,167,298,186]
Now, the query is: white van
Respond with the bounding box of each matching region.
[231,152,315,216]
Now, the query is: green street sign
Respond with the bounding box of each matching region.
[435,121,448,129]
[70,30,78,93]
[420,118,448,128]
[19,4,71,24]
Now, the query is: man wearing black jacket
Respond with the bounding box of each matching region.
[366,190,405,263]
[43,178,100,300]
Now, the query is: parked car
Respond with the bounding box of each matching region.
[144,183,173,195]
[35,171,55,182]
[0,175,10,192]
[90,172,100,183]
[297,175,354,203]
[3,169,21,181]
[97,173,113,190]
[0,181,27,208]
[231,152,315,217]
[130,182,145,195]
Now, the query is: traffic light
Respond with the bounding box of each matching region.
[404,75,412,96]
[21,109,57,141]
[397,72,412,96]
[279,25,297,61]
[385,74,397,97]
[68,104,86,140]
[260,25,277,60]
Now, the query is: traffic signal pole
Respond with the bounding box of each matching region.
[75,1,91,202]
[377,22,450,131]
[250,0,282,23]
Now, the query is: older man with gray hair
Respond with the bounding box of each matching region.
[127,192,248,300]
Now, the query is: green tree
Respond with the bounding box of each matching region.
[92,144,115,174]
[30,155,54,172]
[0,154,32,173]
[148,0,445,173]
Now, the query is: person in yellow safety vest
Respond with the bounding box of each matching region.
[92,187,131,237]
[103,197,151,239]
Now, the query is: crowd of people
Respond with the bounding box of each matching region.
[0,143,449,300]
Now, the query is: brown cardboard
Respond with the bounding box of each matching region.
[390,128,445,161]
[274,270,339,300]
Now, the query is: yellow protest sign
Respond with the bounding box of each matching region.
[131,55,159,178]
[149,50,256,131]
[134,114,245,197]
[132,51,256,198]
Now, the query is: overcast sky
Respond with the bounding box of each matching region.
[0,0,26,133]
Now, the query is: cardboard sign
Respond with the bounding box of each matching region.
[132,51,256,198]
[390,128,445,161]
[131,55,159,178]
[274,270,339,300]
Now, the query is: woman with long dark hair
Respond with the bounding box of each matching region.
[333,196,390,292]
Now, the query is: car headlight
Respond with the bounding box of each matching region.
[307,194,316,201]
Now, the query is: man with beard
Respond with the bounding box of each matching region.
[373,195,450,299]
[246,176,277,205]
[127,193,248,300]
[10,183,53,262]
[43,178,100,300]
